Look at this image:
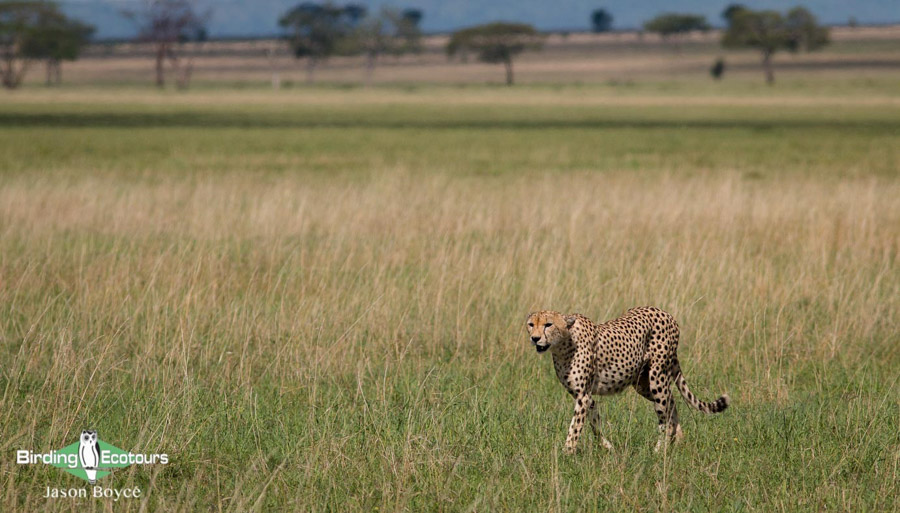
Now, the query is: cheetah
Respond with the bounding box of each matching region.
[525,307,729,454]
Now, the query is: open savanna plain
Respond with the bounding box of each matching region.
[0,81,899,511]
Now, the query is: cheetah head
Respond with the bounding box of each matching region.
[525,311,576,353]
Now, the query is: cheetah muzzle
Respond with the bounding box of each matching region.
[525,307,730,454]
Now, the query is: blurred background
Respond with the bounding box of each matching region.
[1,0,898,89]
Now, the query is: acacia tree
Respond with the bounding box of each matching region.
[447,23,543,86]
[353,7,421,85]
[125,0,207,89]
[398,8,423,53]
[0,1,92,89]
[722,7,829,84]
[591,9,613,33]
[721,4,747,27]
[0,1,46,89]
[342,3,366,25]
[279,2,354,84]
[785,7,829,52]
[24,6,94,85]
[643,13,709,51]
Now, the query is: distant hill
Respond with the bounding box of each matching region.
[60,0,900,41]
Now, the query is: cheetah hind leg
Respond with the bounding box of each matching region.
[640,366,683,452]
[653,405,684,452]
[588,401,614,451]
[634,365,682,451]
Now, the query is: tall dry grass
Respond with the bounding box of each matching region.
[2,170,896,387]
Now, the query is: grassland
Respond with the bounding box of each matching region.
[0,83,898,511]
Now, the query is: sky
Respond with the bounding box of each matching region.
[59,0,900,40]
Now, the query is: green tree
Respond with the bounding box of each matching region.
[722,10,786,85]
[591,8,613,33]
[643,13,709,50]
[785,6,829,52]
[722,7,829,84]
[398,8,423,53]
[22,7,94,85]
[279,2,355,84]
[0,1,47,89]
[342,3,366,25]
[721,4,747,26]
[0,1,93,89]
[447,22,543,86]
[401,8,422,28]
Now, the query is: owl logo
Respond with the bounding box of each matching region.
[78,430,100,484]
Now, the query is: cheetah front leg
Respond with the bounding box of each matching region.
[564,393,592,455]
[588,401,614,451]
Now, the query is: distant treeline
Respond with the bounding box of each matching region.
[1,1,831,88]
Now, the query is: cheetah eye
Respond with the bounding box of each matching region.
[527,323,533,328]
[544,323,553,328]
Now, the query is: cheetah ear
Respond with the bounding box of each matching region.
[564,315,577,329]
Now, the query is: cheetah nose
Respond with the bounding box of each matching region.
[531,336,541,343]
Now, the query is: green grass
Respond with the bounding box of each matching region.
[1,86,898,511]
[1,89,897,180]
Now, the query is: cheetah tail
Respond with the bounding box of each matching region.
[672,360,729,414]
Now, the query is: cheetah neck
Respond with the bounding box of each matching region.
[549,335,576,357]
[549,318,600,386]
[549,335,577,386]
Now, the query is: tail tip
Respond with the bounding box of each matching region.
[717,394,730,412]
